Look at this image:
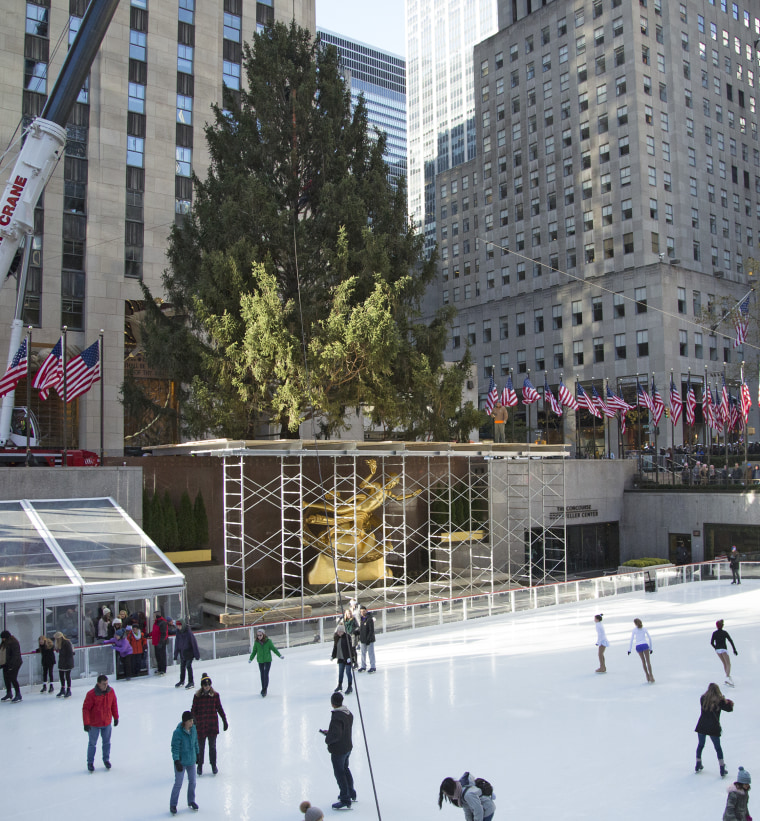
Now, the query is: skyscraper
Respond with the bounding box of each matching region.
[405,0,499,255]
[318,29,407,188]
[0,0,315,455]
[424,0,758,450]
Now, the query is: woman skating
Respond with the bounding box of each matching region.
[248,628,283,697]
[628,618,654,683]
[723,767,751,821]
[594,614,608,673]
[694,682,733,776]
[711,620,738,686]
[331,622,355,695]
[438,773,496,821]
[54,631,75,697]
[35,635,56,693]
[191,673,228,775]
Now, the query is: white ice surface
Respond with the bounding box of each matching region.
[4,580,759,820]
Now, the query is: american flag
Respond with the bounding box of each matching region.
[592,385,616,418]
[606,384,632,413]
[740,376,752,424]
[0,338,28,398]
[60,340,101,402]
[558,377,579,410]
[33,336,63,400]
[522,376,540,404]
[501,375,518,407]
[685,379,696,427]
[637,381,653,412]
[728,393,740,431]
[650,376,665,426]
[703,383,715,429]
[484,375,499,415]
[577,382,601,417]
[720,374,730,426]
[710,385,722,430]
[733,294,750,348]
[669,374,683,425]
[543,375,563,416]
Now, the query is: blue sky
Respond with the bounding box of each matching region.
[316,0,406,57]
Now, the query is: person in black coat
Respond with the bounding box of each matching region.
[357,606,376,673]
[695,682,734,776]
[0,630,23,702]
[331,623,355,695]
[319,691,355,810]
[174,621,200,690]
[35,635,56,693]
[54,631,75,697]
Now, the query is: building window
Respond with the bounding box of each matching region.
[128,83,145,114]
[175,146,192,176]
[614,292,625,318]
[593,337,604,363]
[178,44,194,74]
[127,136,145,168]
[223,61,241,89]
[635,286,647,313]
[130,30,147,61]
[636,330,649,357]
[615,334,626,359]
[679,330,688,356]
[572,300,583,326]
[573,340,584,366]
[694,332,703,359]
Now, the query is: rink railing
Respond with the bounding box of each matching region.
[15,559,753,689]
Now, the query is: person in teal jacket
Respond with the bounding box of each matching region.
[170,710,200,814]
[248,628,284,697]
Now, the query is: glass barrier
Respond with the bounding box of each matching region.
[14,561,749,688]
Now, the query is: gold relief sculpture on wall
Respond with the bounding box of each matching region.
[302,458,421,584]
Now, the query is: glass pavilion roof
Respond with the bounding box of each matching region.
[0,497,184,597]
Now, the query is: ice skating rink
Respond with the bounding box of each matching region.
[4,579,759,820]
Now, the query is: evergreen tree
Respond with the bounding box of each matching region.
[193,491,209,548]
[139,22,467,439]
[149,491,165,548]
[163,491,179,551]
[177,491,196,549]
[142,489,152,537]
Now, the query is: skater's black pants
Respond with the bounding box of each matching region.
[731,566,741,583]
[178,656,194,685]
[337,660,353,689]
[42,663,55,683]
[697,733,723,761]
[331,751,355,803]
[4,665,21,698]
[155,643,167,673]
[197,732,217,767]
[59,669,72,688]
[258,661,271,691]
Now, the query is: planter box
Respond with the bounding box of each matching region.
[165,549,212,564]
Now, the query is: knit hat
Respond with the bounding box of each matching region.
[182,710,193,723]
[200,673,212,687]
[102,607,111,615]
[299,801,324,821]
[335,622,346,634]
[737,767,752,785]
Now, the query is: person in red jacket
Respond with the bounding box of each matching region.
[125,625,147,675]
[82,674,119,772]
[151,611,170,676]
[191,673,228,775]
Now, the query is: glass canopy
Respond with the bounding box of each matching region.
[0,497,184,601]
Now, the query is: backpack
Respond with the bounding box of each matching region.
[461,773,494,798]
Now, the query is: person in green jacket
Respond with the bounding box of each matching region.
[170,710,200,814]
[248,628,284,697]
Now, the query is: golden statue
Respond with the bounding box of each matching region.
[303,458,421,584]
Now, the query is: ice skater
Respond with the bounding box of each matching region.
[331,622,355,695]
[54,631,75,697]
[438,773,496,821]
[723,767,751,820]
[191,673,228,775]
[34,635,56,693]
[248,628,283,697]
[694,682,733,776]
[711,620,738,686]
[357,605,376,673]
[594,614,608,673]
[729,547,741,584]
[174,621,200,690]
[628,618,654,683]
[82,674,119,772]
[319,691,355,810]
[171,710,200,814]
[299,800,324,820]
[0,630,23,702]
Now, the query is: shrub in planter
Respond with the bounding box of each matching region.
[622,557,669,568]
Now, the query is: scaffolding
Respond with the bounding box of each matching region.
[216,442,568,620]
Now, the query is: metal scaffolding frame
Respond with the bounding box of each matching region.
[217,443,568,620]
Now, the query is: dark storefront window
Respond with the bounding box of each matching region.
[566,522,620,573]
[704,524,760,560]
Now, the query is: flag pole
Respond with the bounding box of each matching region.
[635,373,642,472]
[652,373,659,476]
[99,330,104,466]
[704,366,710,472]
[670,369,675,486]
[510,368,515,441]
[25,327,32,466]
[62,325,67,467]
[687,366,692,452]
[574,377,580,457]
[722,362,728,469]
[527,368,532,445]
[742,360,748,468]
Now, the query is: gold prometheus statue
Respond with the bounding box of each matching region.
[302,458,421,584]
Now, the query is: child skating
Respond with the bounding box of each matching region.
[711,619,738,686]
[722,767,751,820]
[248,628,283,697]
[694,682,733,776]
[594,614,608,673]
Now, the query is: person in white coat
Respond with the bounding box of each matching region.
[594,614,608,673]
[628,618,654,683]
[438,773,495,821]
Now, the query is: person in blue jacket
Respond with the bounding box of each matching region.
[171,710,200,814]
